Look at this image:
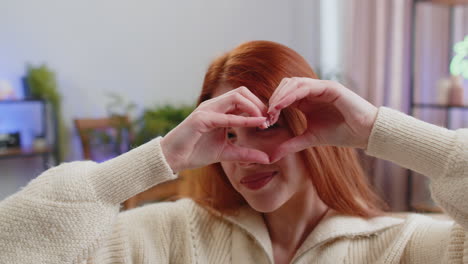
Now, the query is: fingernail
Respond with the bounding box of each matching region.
[268,114,274,125]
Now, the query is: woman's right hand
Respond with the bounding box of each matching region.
[266,78,378,162]
[160,87,269,173]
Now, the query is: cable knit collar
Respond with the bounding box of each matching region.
[222,206,404,262]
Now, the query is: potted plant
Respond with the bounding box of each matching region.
[94,93,194,151]
[133,104,194,147]
[87,93,137,156]
[25,64,66,162]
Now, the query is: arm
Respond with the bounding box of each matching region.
[265,78,468,223]
[0,138,176,264]
[365,107,468,263]
[265,78,468,262]
[0,86,268,264]
[365,107,468,228]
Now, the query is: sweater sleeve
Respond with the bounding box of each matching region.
[365,107,468,227]
[0,137,177,264]
[365,107,468,262]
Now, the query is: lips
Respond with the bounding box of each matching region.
[240,171,277,190]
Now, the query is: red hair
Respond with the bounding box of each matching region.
[179,40,387,217]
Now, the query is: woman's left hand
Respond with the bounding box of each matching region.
[267,77,378,162]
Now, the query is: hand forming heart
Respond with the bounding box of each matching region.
[266,78,378,162]
[160,78,378,173]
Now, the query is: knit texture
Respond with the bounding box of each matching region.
[0,107,467,263]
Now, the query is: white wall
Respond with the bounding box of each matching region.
[320,0,343,75]
[0,0,323,199]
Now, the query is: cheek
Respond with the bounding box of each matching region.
[278,153,308,184]
[220,162,238,187]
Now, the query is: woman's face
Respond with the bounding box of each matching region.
[213,85,312,213]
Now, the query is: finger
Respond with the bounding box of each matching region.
[217,92,264,118]
[268,77,303,113]
[270,132,319,163]
[220,87,267,115]
[266,86,308,125]
[221,144,270,164]
[270,79,338,124]
[273,87,309,112]
[267,78,292,126]
[233,86,268,115]
[269,78,337,114]
[270,77,301,109]
[267,78,306,124]
[229,86,268,129]
[269,78,290,108]
[202,113,266,130]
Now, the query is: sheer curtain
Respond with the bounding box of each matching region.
[341,0,468,211]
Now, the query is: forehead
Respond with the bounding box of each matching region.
[212,83,234,98]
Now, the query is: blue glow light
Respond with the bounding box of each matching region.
[0,102,43,149]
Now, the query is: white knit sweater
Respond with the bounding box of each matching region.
[1,107,467,264]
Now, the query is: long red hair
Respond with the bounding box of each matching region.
[179,40,387,217]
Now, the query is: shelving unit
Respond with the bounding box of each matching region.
[408,0,468,212]
[0,99,59,170]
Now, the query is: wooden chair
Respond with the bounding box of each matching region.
[74,116,132,160]
[74,116,182,210]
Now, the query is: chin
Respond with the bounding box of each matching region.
[244,192,288,213]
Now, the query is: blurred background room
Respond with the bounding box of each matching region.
[0,0,467,212]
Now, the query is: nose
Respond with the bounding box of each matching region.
[233,133,270,167]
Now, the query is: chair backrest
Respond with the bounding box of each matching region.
[74,116,132,160]
[74,116,182,210]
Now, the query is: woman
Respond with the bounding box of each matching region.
[1,41,467,264]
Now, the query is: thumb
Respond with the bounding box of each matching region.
[220,144,270,164]
[270,132,320,163]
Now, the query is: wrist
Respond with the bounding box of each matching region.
[160,136,183,173]
[361,106,379,150]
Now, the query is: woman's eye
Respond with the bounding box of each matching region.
[227,131,236,139]
[268,123,280,129]
[257,123,280,132]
